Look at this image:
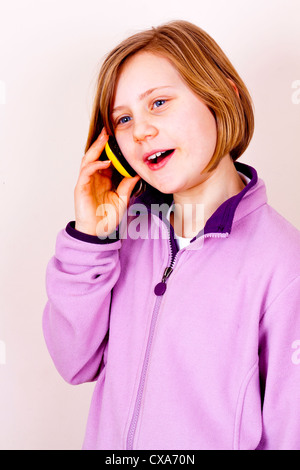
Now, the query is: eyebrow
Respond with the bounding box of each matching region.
[112,86,173,114]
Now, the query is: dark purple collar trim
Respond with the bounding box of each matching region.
[202,161,257,236]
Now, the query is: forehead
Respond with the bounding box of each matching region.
[113,52,184,104]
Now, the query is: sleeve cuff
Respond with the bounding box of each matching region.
[65,221,119,245]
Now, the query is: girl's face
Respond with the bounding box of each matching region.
[111,51,218,195]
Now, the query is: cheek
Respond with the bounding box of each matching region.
[116,134,134,163]
[188,107,217,152]
[171,99,217,139]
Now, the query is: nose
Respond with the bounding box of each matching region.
[133,118,158,143]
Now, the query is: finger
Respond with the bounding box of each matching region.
[77,160,111,186]
[81,128,109,168]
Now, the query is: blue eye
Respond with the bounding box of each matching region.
[153,99,166,109]
[118,116,131,125]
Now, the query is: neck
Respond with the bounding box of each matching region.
[171,155,246,238]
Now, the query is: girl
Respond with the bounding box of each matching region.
[43,20,300,450]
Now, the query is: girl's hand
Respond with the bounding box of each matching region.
[74,128,141,237]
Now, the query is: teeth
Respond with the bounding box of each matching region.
[148,151,163,161]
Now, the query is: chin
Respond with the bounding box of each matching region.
[145,175,186,195]
[155,184,182,196]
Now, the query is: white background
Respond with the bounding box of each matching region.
[0,0,299,450]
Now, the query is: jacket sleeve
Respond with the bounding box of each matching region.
[258,275,300,450]
[42,224,121,385]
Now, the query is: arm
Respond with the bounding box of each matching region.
[258,276,300,449]
[43,127,139,384]
[42,224,121,385]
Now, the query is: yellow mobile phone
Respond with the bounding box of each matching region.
[99,136,136,178]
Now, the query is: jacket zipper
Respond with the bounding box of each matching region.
[126,225,177,450]
[126,225,228,449]
[153,233,177,296]
[126,293,164,450]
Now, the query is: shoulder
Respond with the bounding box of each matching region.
[233,202,300,312]
[260,204,300,252]
[236,195,300,252]
[243,203,300,284]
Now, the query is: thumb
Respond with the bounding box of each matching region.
[117,175,141,205]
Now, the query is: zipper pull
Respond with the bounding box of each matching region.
[154,267,173,296]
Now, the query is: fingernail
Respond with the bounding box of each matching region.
[99,128,108,139]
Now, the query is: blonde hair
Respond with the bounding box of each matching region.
[86,20,254,190]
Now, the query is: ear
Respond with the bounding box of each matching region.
[228,79,239,98]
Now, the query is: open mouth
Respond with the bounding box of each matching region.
[146,149,175,165]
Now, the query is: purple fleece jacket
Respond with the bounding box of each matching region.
[43,162,300,450]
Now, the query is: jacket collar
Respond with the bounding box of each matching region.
[135,161,260,238]
[203,161,258,236]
